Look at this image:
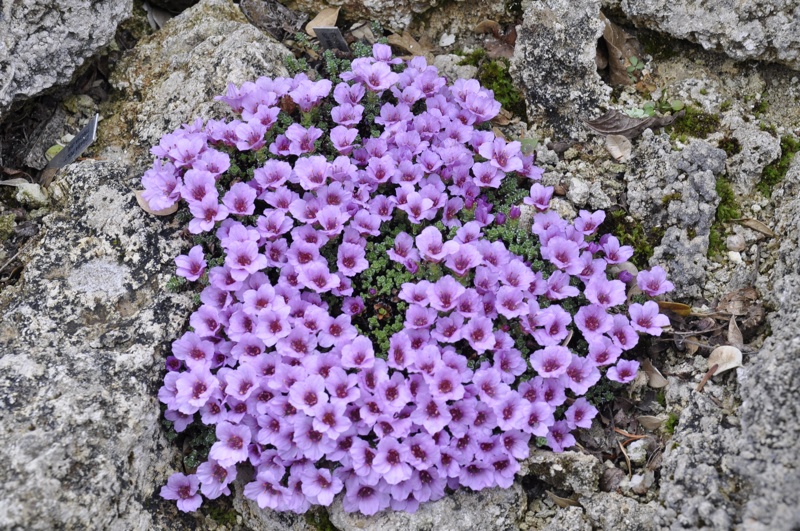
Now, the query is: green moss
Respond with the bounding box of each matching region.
[457,51,526,118]
[656,389,667,408]
[605,210,664,270]
[708,177,740,257]
[661,192,682,205]
[0,213,15,241]
[752,96,769,115]
[756,135,800,197]
[667,106,721,141]
[664,412,680,435]
[718,136,741,157]
[719,100,732,112]
[205,498,239,526]
[305,507,338,531]
[639,30,681,60]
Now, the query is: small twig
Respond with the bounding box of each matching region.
[0,250,21,275]
[618,440,632,479]
[695,363,718,392]
[613,427,647,440]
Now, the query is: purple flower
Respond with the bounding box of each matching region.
[561,356,601,395]
[341,336,375,369]
[342,480,390,515]
[459,461,494,491]
[142,160,181,211]
[301,467,344,506]
[161,473,202,512]
[175,245,207,281]
[637,266,675,296]
[608,314,640,351]
[546,420,576,453]
[524,183,554,212]
[337,242,369,276]
[428,276,466,312]
[587,336,622,366]
[602,235,634,264]
[629,301,670,336]
[607,359,640,384]
[222,182,257,216]
[188,194,229,234]
[372,437,412,485]
[243,467,288,509]
[584,276,626,309]
[574,304,613,339]
[416,227,459,263]
[530,346,572,378]
[196,459,237,499]
[564,397,598,430]
[463,316,495,352]
[288,374,328,416]
[209,421,251,467]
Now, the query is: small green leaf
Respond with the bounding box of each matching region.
[670,100,685,111]
[520,137,539,155]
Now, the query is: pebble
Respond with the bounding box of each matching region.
[726,234,746,252]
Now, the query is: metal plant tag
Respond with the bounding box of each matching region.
[313,27,350,53]
[45,114,99,170]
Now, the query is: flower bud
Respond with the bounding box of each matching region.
[509,206,521,219]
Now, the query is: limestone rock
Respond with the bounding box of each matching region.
[521,450,603,496]
[511,0,611,139]
[722,114,782,196]
[328,482,527,531]
[620,0,800,70]
[740,153,800,530]
[625,131,726,299]
[0,0,131,119]
[0,160,197,530]
[103,0,290,167]
[581,492,660,530]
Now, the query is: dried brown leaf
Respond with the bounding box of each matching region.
[727,317,744,348]
[490,108,512,126]
[708,346,743,375]
[685,336,700,356]
[485,40,515,60]
[135,190,178,216]
[474,19,502,37]
[734,218,775,238]
[585,109,685,139]
[716,287,758,316]
[641,359,669,388]
[599,12,642,86]
[387,31,433,57]
[605,134,632,161]
[637,415,666,431]
[657,301,692,317]
[546,490,581,508]
[0,177,30,187]
[305,6,340,37]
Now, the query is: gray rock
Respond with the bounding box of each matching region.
[511,0,611,139]
[582,492,660,530]
[0,0,131,118]
[104,0,290,167]
[738,153,800,530]
[626,439,648,466]
[328,482,526,531]
[722,115,782,195]
[541,506,592,530]
[620,0,800,70]
[14,183,49,209]
[566,177,591,207]
[521,450,603,496]
[0,160,197,530]
[625,132,726,299]
[433,54,478,82]
[657,394,741,530]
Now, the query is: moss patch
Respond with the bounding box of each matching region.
[664,412,680,435]
[604,210,664,270]
[305,507,339,531]
[708,177,740,257]
[0,213,15,241]
[667,106,721,141]
[458,51,526,119]
[718,136,741,157]
[756,135,800,197]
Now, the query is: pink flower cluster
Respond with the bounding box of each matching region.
[149,44,673,516]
